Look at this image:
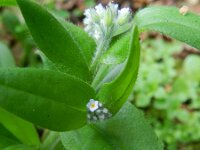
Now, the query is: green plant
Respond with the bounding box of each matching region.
[132,39,200,149]
[0,0,200,149]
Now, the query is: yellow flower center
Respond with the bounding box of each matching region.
[90,103,96,108]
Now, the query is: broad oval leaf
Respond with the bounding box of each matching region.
[135,6,200,50]
[0,69,95,131]
[97,25,140,113]
[16,0,92,82]
[0,43,15,68]
[0,107,40,146]
[61,102,163,150]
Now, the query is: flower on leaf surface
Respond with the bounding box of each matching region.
[87,99,99,112]
[87,99,112,122]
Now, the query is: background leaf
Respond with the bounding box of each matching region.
[0,107,40,146]
[61,102,163,150]
[135,6,200,50]
[0,43,15,68]
[183,55,200,81]
[16,0,92,82]
[0,68,95,131]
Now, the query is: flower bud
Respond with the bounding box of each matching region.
[104,8,113,26]
[87,99,112,122]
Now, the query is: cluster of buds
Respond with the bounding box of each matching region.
[83,2,132,42]
[87,99,112,122]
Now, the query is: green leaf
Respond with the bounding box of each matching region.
[97,25,140,113]
[101,32,130,64]
[92,65,111,88]
[183,55,200,81]
[61,102,163,150]
[36,20,97,71]
[61,126,113,150]
[16,0,92,82]
[0,124,20,149]
[0,43,15,68]
[0,0,17,6]
[113,23,132,37]
[1,10,20,37]
[0,68,95,131]
[135,6,200,50]
[35,50,58,71]
[41,131,65,150]
[3,145,36,150]
[0,107,40,146]
[60,21,96,66]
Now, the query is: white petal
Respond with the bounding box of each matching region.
[95,4,105,17]
[117,8,131,25]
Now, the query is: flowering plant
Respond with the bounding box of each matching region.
[0,0,200,149]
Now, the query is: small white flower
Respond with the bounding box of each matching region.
[87,99,99,112]
[108,2,118,16]
[86,99,112,122]
[117,8,131,25]
[95,4,105,17]
[83,2,132,43]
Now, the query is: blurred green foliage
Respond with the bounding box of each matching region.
[132,39,200,149]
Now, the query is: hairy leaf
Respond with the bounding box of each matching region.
[16,0,92,82]
[97,25,140,113]
[60,21,96,66]
[135,6,200,50]
[61,102,163,150]
[101,32,130,64]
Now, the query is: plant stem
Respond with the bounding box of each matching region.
[90,29,113,73]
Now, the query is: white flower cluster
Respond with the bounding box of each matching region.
[83,2,132,42]
[87,99,112,122]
